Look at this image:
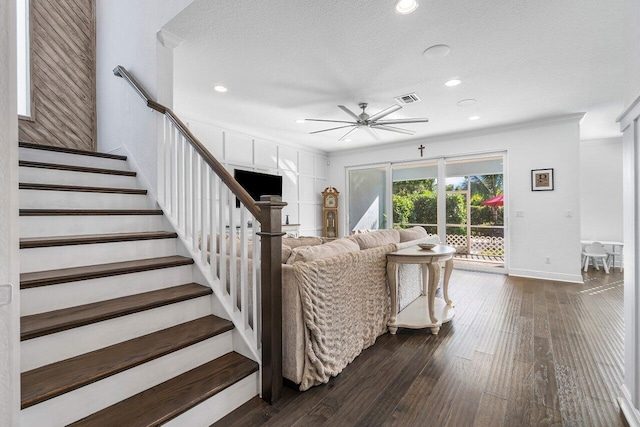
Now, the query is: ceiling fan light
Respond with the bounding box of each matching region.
[395,0,418,15]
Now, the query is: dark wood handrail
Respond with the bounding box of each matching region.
[113,65,261,219]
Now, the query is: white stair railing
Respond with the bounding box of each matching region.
[159,115,262,349]
[114,65,285,403]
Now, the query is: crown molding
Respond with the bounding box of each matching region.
[579,136,622,146]
[157,29,184,50]
[618,93,640,131]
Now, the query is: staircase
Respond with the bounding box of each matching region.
[18,142,259,426]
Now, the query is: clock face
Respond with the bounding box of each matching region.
[326,194,337,208]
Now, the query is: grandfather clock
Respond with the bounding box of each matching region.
[322,187,339,238]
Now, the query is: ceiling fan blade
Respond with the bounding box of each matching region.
[338,126,359,141]
[374,118,430,124]
[371,124,416,135]
[361,126,381,141]
[367,104,402,122]
[309,125,356,135]
[304,118,356,124]
[338,105,361,121]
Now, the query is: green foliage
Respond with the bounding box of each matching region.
[393,179,435,196]
[413,193,437,224]
[470,174,503,199]
[446,194,466,224]
[392,174,504,227]
[392,193,416,226]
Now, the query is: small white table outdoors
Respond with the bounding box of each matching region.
[386,244,456,335]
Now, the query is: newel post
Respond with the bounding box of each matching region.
[256,195,287,404]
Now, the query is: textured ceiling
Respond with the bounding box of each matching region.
[165,0,627,152]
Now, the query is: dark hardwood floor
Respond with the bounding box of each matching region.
[216,268,626,426]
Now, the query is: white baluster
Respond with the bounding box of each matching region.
[200,158,207,265]
[210,172,218,280]
[169,125,177,216]
[183,138,190,237]
[253,220,261,347]
[176,132,183,229]
[228,187,238,310]
[158,116,166,207]
[218,184,228,296]
[191,150,199,250]
[240,205,249,330]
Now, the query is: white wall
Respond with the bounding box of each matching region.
[95,0,194,193]
[0,0,21,423]
[329,115,584,283]
[580,138,623,242]
[182,117,328,236]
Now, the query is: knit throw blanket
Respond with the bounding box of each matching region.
[293,244,394,390]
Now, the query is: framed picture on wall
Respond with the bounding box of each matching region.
[531,168,554,191]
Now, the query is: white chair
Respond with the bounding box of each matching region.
[606,245,624,272]
[583,242,609,274]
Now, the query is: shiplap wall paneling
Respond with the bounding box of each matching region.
[18,0,96,151]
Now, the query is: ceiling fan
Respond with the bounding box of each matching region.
[305,102,429,141]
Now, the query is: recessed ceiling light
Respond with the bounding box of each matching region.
[469,115,480,121]
[423,44,451,59]
[344,139,352,142]
[214,85,227,93]
[395,0,418,15]
[444,79,462,87]
[296,119,306,123]
[457,99,477,107]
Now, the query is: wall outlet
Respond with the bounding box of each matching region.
[545,256,551,264]
[515,211,524,217]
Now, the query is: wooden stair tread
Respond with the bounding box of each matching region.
[19,141,128,160]
[19,182,147,195]
[20,256,194,289]
[20,209,163,216]
[68,352,258,426]
[21,283,212,340]
[20,231,177,249]
[19,160,136,176]
[21,316,235,409]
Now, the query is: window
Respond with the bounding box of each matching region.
[17,0,30,117]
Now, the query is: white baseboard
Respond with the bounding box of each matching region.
[619,384,640,427]
[508,269,584,284]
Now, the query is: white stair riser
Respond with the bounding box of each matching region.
[165,373,258,427]
[21,297,213,371]
[20,239,178,274]
[19,215,166,237]
[20,335,234,427]
[21,265,194,315]
[20,190,156,210]
[19,147,131,171]
[20,167,140,189]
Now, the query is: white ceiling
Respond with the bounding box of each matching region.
[165,0,627,153]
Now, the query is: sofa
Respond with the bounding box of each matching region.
[282,227,440,390]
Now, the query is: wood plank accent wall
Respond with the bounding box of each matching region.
[18,0,96,151]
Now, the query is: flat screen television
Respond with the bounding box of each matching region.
[234,169,283,207]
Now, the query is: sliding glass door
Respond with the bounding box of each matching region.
[347,165,390,233]
[392,161,439,235]
[445,156,505,269]
[346,153,506,271]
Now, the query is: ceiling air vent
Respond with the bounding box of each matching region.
[394,93,421,105]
